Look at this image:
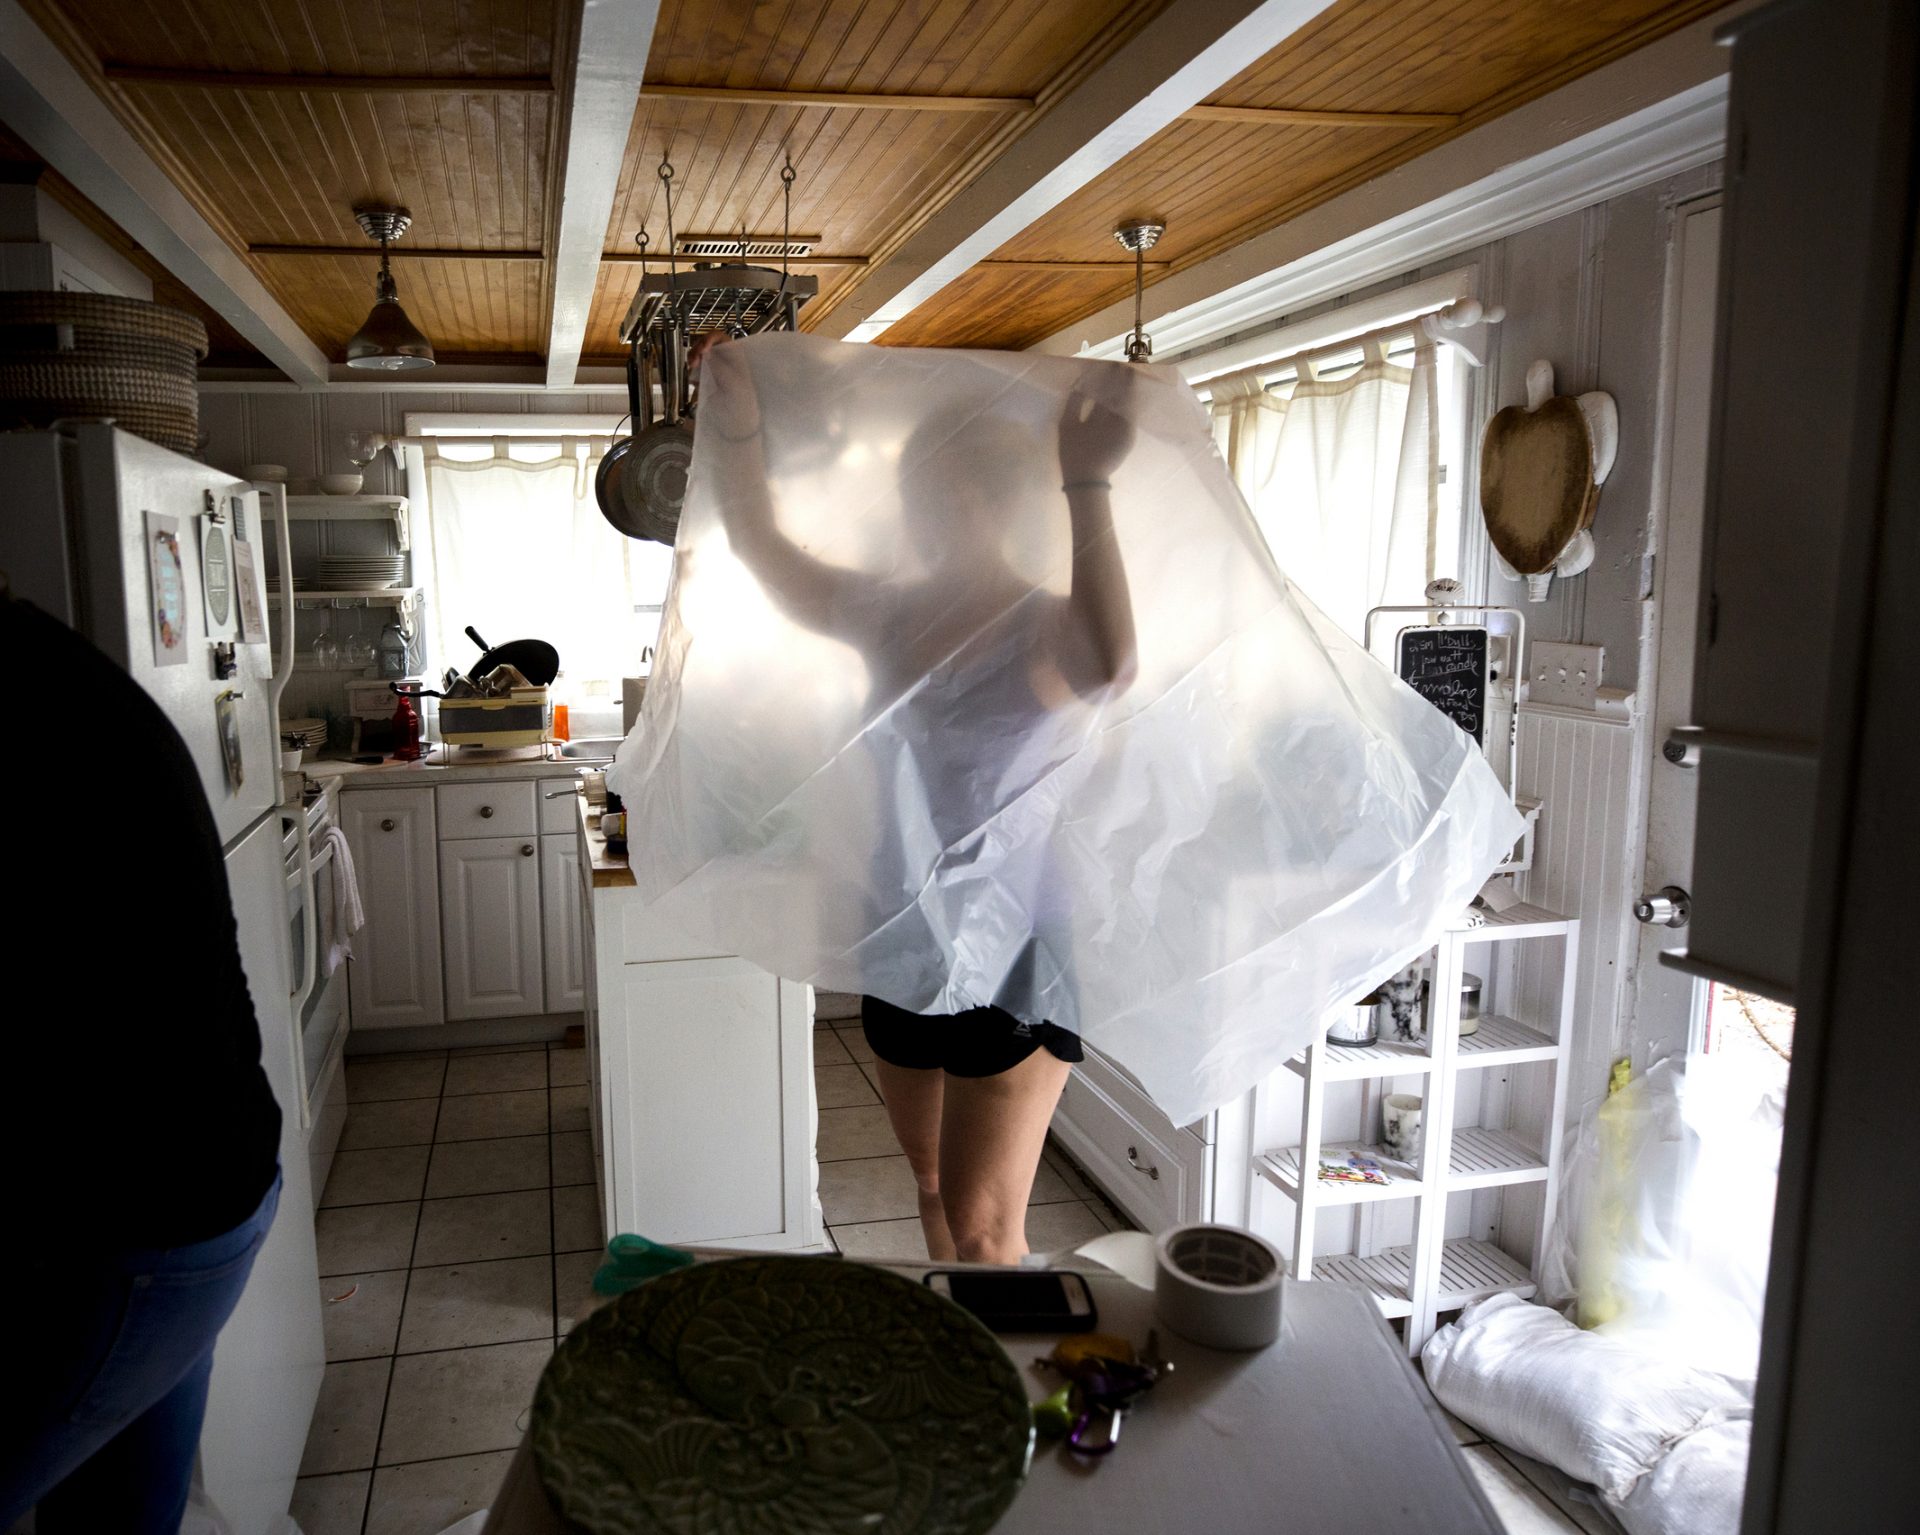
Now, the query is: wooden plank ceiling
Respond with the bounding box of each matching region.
[881,0,1731,350]
[8,0,1725,370]
[578,0,1149,363]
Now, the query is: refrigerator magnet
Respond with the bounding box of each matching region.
[145,510,188,666]
[232,537,268,644]
[199,513,236,639]
[215,689,245,788]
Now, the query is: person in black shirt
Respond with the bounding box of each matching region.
[0,591,285,1533]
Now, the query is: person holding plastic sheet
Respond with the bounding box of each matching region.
[691,332,1139,1263]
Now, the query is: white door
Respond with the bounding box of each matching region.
[1627,199,1720,1059]
[442,835,545,1019]
[342,787,445,1029]
[541,832,585,1013]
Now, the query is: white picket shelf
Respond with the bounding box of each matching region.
[1255,1143,1426,1206]
[1258,894,1579,1354]
[284,493,410,551]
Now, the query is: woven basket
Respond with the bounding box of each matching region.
[0,291,209,454]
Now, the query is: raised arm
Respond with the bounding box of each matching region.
[1048,370,1141,697]
[694,334,866,635]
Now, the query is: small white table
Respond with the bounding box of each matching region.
[484,1263,1501,1535]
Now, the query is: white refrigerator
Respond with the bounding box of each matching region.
[0,424,325,1532]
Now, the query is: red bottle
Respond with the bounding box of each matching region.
[391,689,423,761]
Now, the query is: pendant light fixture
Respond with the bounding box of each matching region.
[344,207,436,371]
[1113,218,1166,363]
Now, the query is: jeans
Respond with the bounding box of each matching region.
[1,1171,282,1534]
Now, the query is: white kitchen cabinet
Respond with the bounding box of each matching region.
[341,787,444,1029]
[579,803,821,1250]
[540,833,585,1014]
[440,834,545,1020]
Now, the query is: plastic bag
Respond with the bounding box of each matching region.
[1539,1054,1783,1387]
[609,333,1521,1123]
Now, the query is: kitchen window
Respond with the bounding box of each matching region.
[404,415,672,727]
[1191,284,1475,643]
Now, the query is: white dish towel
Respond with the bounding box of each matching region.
[322,825,366,975]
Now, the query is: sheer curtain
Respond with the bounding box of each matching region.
[1213,332,1439,640]
[423,440,673,700]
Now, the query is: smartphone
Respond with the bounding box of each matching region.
[924,1269,1098,1334]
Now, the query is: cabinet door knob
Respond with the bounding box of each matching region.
[380,818,395,832]
[480,805,495,819]
[521,844,536,857]
[1126,1145,1160,1181]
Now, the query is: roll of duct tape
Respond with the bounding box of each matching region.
[1153,1224,1285,1351]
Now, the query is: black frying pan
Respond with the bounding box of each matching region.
[462,625,559,686]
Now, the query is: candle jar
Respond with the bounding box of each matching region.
[1326,994,1381,1047]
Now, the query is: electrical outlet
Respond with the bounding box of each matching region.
[1528,641,1605,709]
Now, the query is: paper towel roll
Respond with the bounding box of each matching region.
[1153,1224,1285,1350]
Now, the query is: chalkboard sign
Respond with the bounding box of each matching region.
[1396,625,1488,744]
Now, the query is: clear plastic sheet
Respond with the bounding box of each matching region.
[1540,1054,1783,1389]
[609,334,1522,1123]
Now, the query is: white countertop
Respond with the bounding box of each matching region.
[313,747,607,787]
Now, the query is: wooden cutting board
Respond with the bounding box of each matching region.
[1479,394,1598,575]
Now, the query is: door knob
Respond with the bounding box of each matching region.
[1634,885,1692,928]
[480,805,495,818]
[380,818,395,832]
[521,844,536,857]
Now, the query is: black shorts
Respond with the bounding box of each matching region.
[860,996,1084,1078]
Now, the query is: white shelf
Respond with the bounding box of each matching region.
[269,586,419,608]
[1448,900,1574,943]
[285,493,410,551]
[1312,1239,1536,1317]
[1256,1142,1425,1206]
[1285,1037,1433,1082]
[1445,1126,1548,1190]
[1455,1014,1559,1068]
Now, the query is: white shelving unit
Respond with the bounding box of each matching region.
[284,493,410,551]
[1255,900,1580,1353]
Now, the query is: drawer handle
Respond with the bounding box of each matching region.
[380,818,395,832]
[1126,1145,1160,1181]
[521,844,536,857]
[479,805,495,819]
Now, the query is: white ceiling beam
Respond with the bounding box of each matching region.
[545,0,665,389]
[1030,1,1762,362]
[815,0,1341,343]
[0,0,330,385]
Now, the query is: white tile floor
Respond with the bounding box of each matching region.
[293,1041,598,1535]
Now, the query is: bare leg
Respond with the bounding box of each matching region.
[871,1059,957,1261]
[938,1049,1073,1265]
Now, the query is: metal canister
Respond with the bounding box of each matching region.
[1326,994,1381,1046]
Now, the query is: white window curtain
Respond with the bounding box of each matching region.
[422,439,673,696]
[1212,332,1439,640]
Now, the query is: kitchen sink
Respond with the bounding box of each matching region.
[560,737,622,761]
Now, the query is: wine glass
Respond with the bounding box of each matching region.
[310,613,338,670]
[342,632,374,670]
[344,429,382,468]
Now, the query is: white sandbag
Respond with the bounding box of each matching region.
[610,333,1522,1123]
[1612,1419,1751,1535]
[1421,1293,1748,1501]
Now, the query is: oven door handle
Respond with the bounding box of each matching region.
[288,812,318,1130]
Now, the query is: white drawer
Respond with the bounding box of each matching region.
[1077,1046,1214,1146]
[1057,1065,1207,1234]
[438,780,536,840]
[539,780,582,833]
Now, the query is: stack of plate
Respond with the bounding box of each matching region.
[317,555,407,590]
[281,717,327,751]
[263,572,314,593]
